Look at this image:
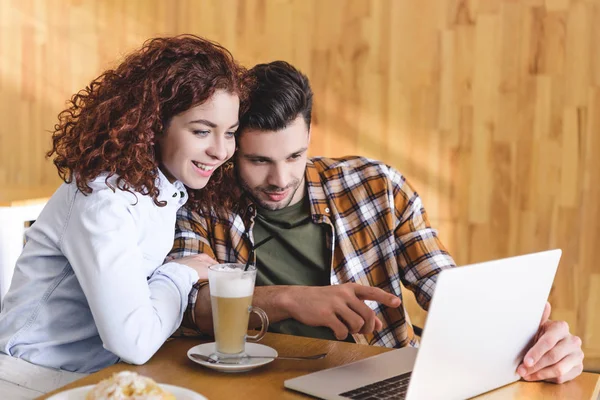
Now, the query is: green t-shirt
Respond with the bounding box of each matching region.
[254,197,354,342]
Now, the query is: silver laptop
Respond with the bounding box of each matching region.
[284,249,561,400]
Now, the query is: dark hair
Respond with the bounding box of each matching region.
[47,34,249,213]
[239,61,313,133]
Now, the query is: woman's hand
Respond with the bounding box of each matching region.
[173,253,218,280]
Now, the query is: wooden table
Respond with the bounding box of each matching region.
[0,185,57,305]
[38,333,600,399]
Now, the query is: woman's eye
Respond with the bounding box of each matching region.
[225,131,236,138]
[193,130,210,137]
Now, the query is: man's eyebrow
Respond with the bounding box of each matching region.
[243,154,273,161]
[288,147,308,157]
[243,147,308,161]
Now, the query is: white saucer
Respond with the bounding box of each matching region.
[187,342,277,373]
[47,384,207,400]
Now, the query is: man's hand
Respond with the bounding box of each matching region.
[172,253,217,280]
[517,302,584,383]
[280,283,401,340]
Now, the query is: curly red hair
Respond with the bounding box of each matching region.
[47,34,248,213]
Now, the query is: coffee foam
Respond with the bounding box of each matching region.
[209,270,254,298]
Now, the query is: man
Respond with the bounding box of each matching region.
[170,61,584,383]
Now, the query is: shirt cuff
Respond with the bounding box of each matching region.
[154,261,199,314]
[157,261,199,285]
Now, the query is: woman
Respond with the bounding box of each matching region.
[0,35,247,374]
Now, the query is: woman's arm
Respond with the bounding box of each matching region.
[60,194,198,365]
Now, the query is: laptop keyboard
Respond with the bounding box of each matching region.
[339,371,411,400]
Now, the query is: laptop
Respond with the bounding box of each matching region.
[284,249,561,400]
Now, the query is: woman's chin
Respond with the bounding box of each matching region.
[181,176,210,190]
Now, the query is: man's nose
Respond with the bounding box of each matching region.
[267,165,288,189]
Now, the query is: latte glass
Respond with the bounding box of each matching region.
[208,263,268,363]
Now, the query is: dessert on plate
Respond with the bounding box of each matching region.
[85,371,175,400]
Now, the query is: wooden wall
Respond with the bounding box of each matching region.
[1,0,598,369]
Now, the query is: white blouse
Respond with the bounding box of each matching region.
[0,170,199,373]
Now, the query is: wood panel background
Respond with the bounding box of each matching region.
[0,0,598,370]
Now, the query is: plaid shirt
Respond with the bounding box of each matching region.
[170,156,456,348]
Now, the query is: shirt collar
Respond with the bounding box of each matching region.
[305,159,331,219]
[156,169,187,207]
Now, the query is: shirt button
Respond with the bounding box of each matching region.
[325,207,330,213]
[172,193,177,198]
[248,206,254,212]
[180,191,185,198]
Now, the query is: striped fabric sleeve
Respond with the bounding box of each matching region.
[169,207,216,260]
[392,176,456,311]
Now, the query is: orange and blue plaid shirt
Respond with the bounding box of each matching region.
[170,156,456,348]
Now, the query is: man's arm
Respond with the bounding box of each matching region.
[390,177,584,383]
[192,285,291,333]
[193,283,401,340]
[391,173,456,310]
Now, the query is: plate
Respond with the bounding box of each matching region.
[46,383,207,399]
[187,342,277,373]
